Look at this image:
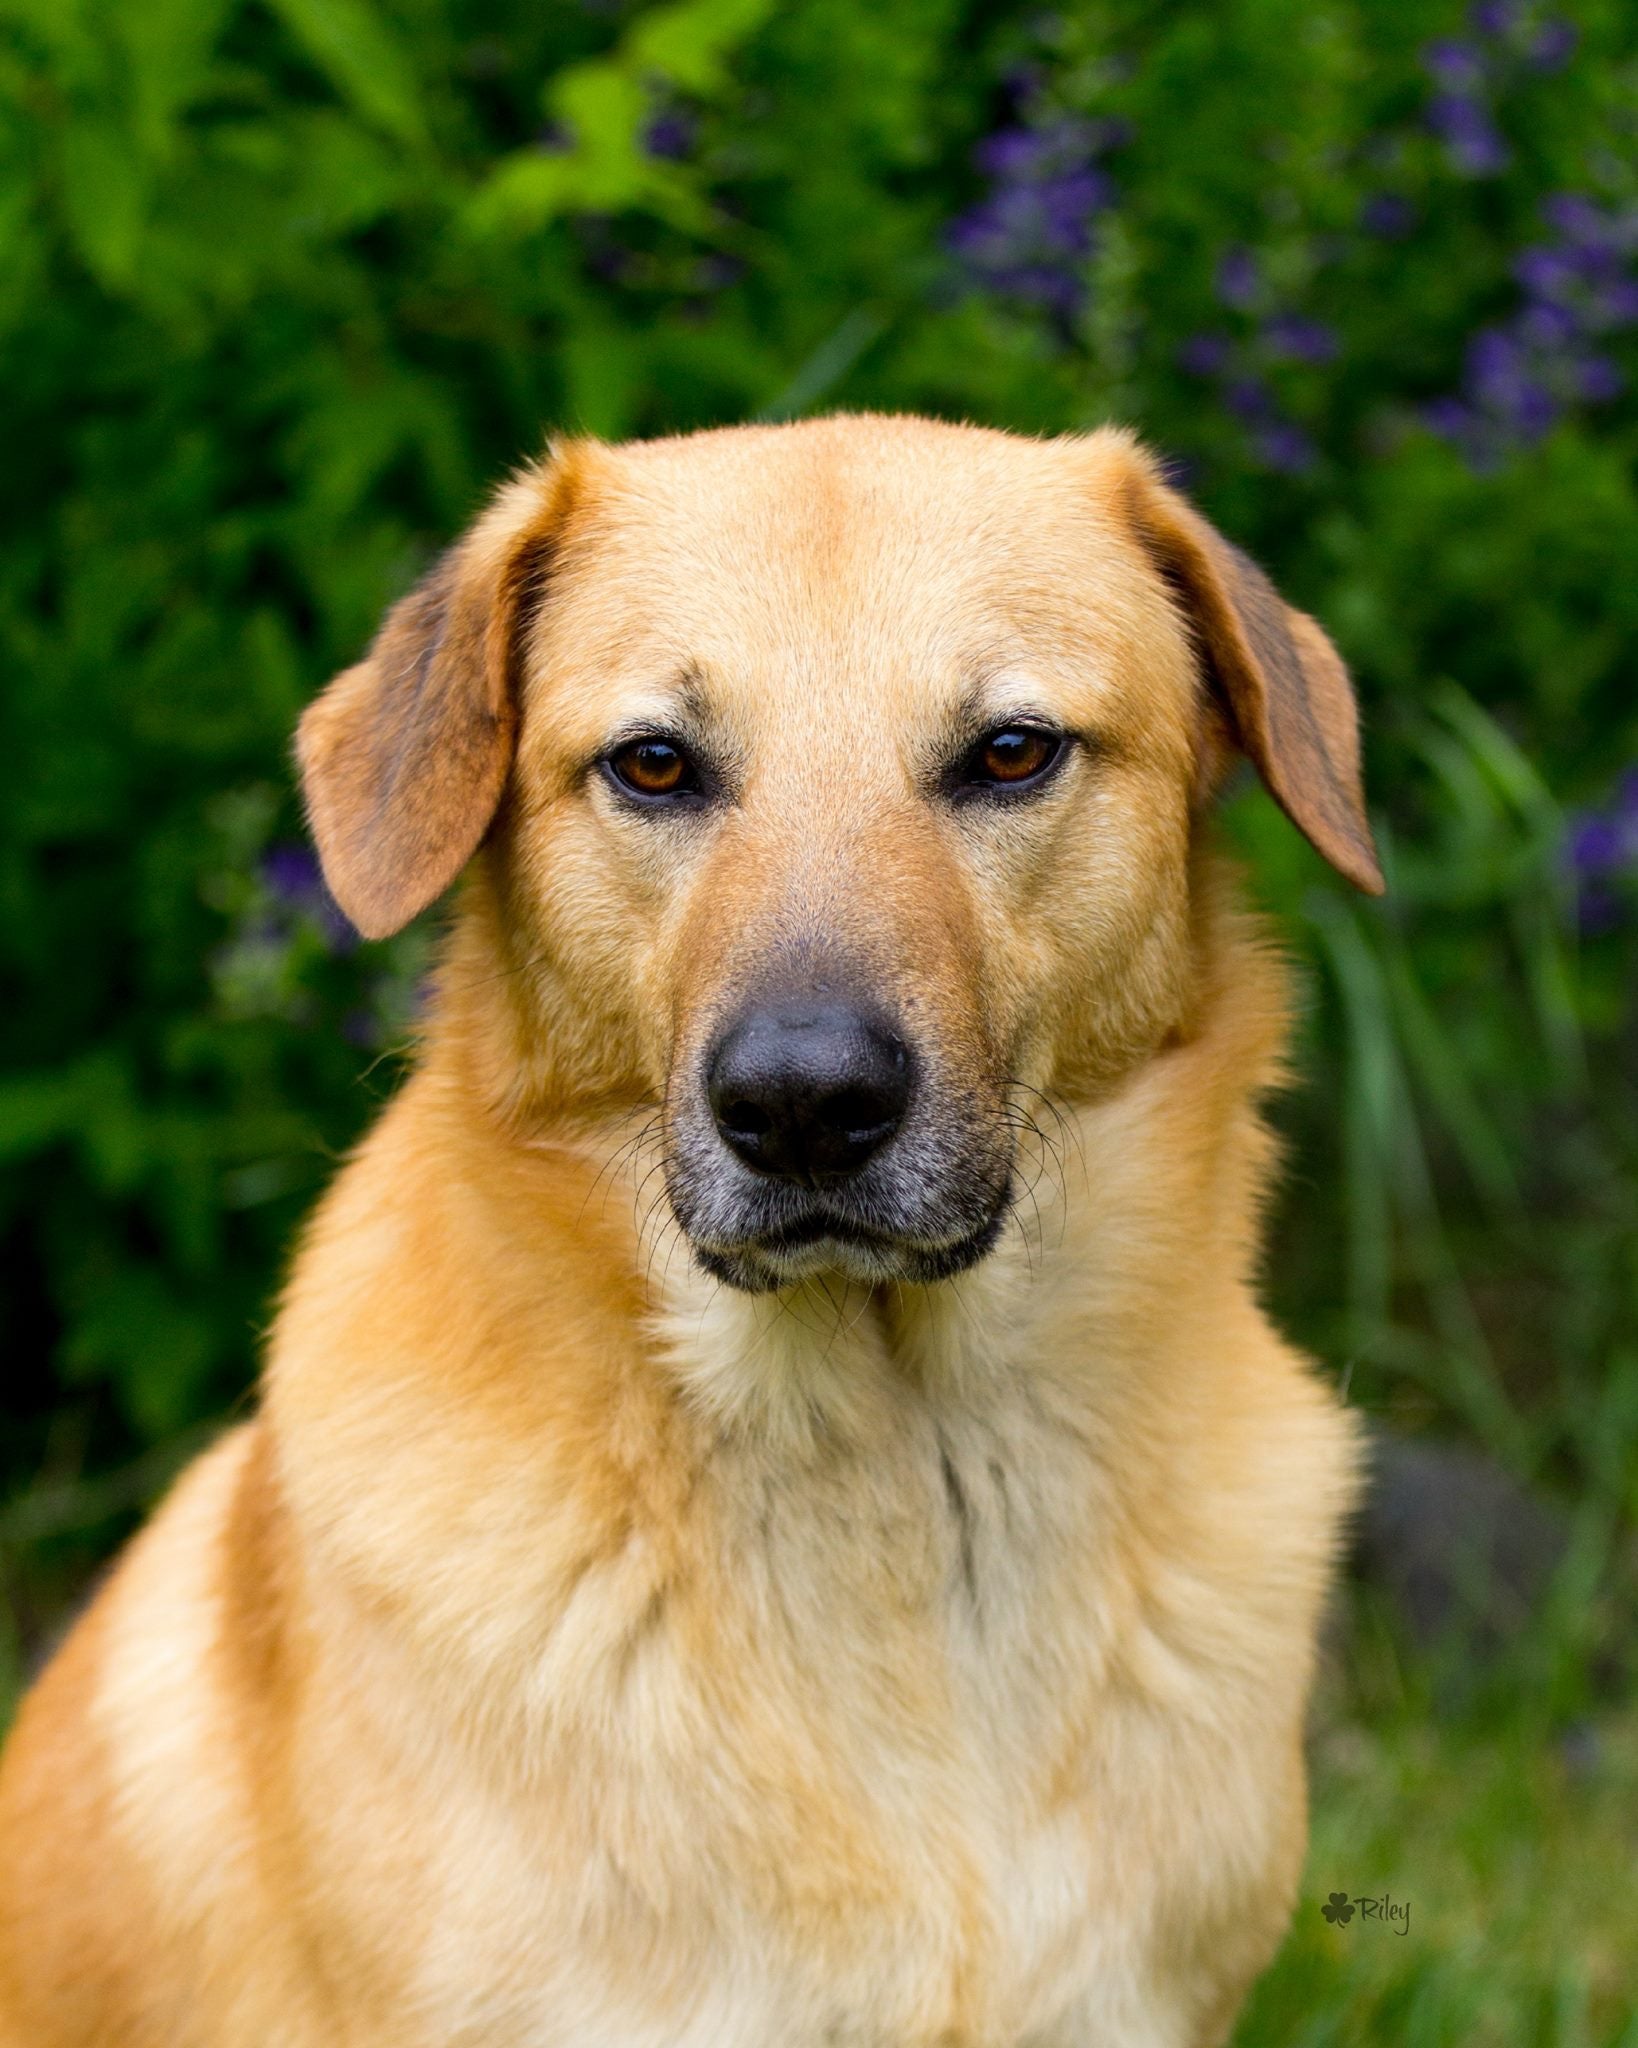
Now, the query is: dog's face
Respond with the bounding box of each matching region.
[299,418,1379,1292]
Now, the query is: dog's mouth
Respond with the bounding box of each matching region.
[659,1009,1020,1295]
[686,1183,1013,1294]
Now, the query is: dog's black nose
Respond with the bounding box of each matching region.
[707,1000,911,1184]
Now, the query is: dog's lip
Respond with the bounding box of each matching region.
[695,1180,1015,1263]
[683,1182,1015,1292]
[749,1212,889,1254]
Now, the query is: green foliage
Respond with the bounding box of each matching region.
[1,0,1635,1866]
[1238,1701,1638,2045]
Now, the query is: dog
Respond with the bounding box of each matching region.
[0,414,1378,2046]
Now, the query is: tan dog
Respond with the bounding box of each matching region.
[0,415,1379,2047]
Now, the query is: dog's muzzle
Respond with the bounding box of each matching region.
[664,990,1013,1292]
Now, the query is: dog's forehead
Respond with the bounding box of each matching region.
[536,419,1181,734]
[579,419,1136,608]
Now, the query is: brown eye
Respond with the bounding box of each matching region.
[964,725,1064,790]
[605,738,699,800]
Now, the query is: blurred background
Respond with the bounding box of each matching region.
[2,0,1636,2036]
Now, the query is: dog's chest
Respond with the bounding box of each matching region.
[350,1362,1295,2048]
[455,1400,1209,2046]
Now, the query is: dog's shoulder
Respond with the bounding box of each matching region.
[0,1424,324,2044]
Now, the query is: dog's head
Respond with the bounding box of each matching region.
[299,418,1379,1293]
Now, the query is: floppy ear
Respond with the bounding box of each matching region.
[1122,456,1384,895]
[296,456,579,940]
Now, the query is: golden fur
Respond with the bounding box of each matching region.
[0,416,1372,2046]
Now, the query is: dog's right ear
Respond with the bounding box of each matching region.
[296,451,583,941]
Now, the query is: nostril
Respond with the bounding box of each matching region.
[817,1087,894,1136]
[718,1099,772,1139]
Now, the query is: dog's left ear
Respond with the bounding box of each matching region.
[1119,451,1385,895]
[297,451,583,940]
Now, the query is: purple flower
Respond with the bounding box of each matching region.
[1264,313,1340,364]
[1571,802,1638,876]
[1578,884,1624,935]
[1519,300,1578,349]
[1569,795,1637,933]
[1429,185,1638,469]
[1254,422,1318,474]
[262,842,323,908]
[1224,374,1272,421]
[1216,246,1260,310]
[1424,38,1486,89]
[1516,245,1579,301]
[1178,332,1231,376]
[260,841,356,951]
[1467,327,1528,399]
[1594,279,1638,329]
[1361,193,1416,239]
[1019,269,1083,317]
[949,179,1099,262]
[1469,0,1519,33]
[1512,379,1561,438]
[1572,353,1624,403]
[1423,395,1478,442]
[1177,323,1322,473]
[947,117,1119,314]
[1526,18,1577,70]
[1464,329,1562,438]
[1051,168,1114,225]
[975,128,1064,180]
[643,109,694,161]
[1510,202,1638,339]
[1541,194,1609,247]
[1427,93,1510,177]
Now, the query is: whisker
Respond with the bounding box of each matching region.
[767,1283,830,1342]
[1012,1081,1086,1181]
[577,1109,663,1225]
[1006,1080,1080,1249]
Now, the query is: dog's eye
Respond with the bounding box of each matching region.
[958,726,1065,792]
[605,738,699,801]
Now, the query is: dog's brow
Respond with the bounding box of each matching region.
[672,664,713,726]
[606,665,715,741]
[955,669,1060,734]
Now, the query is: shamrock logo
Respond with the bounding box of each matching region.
[1321,1892,1354,1926]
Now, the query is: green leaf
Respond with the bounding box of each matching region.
[263,0,427,146]
[113,0,236,158]
[59,115,149,286]
[628,0,778,93]
[0,1069,83,1163]
[469,0,775,239]
[62,1265,217,1439]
